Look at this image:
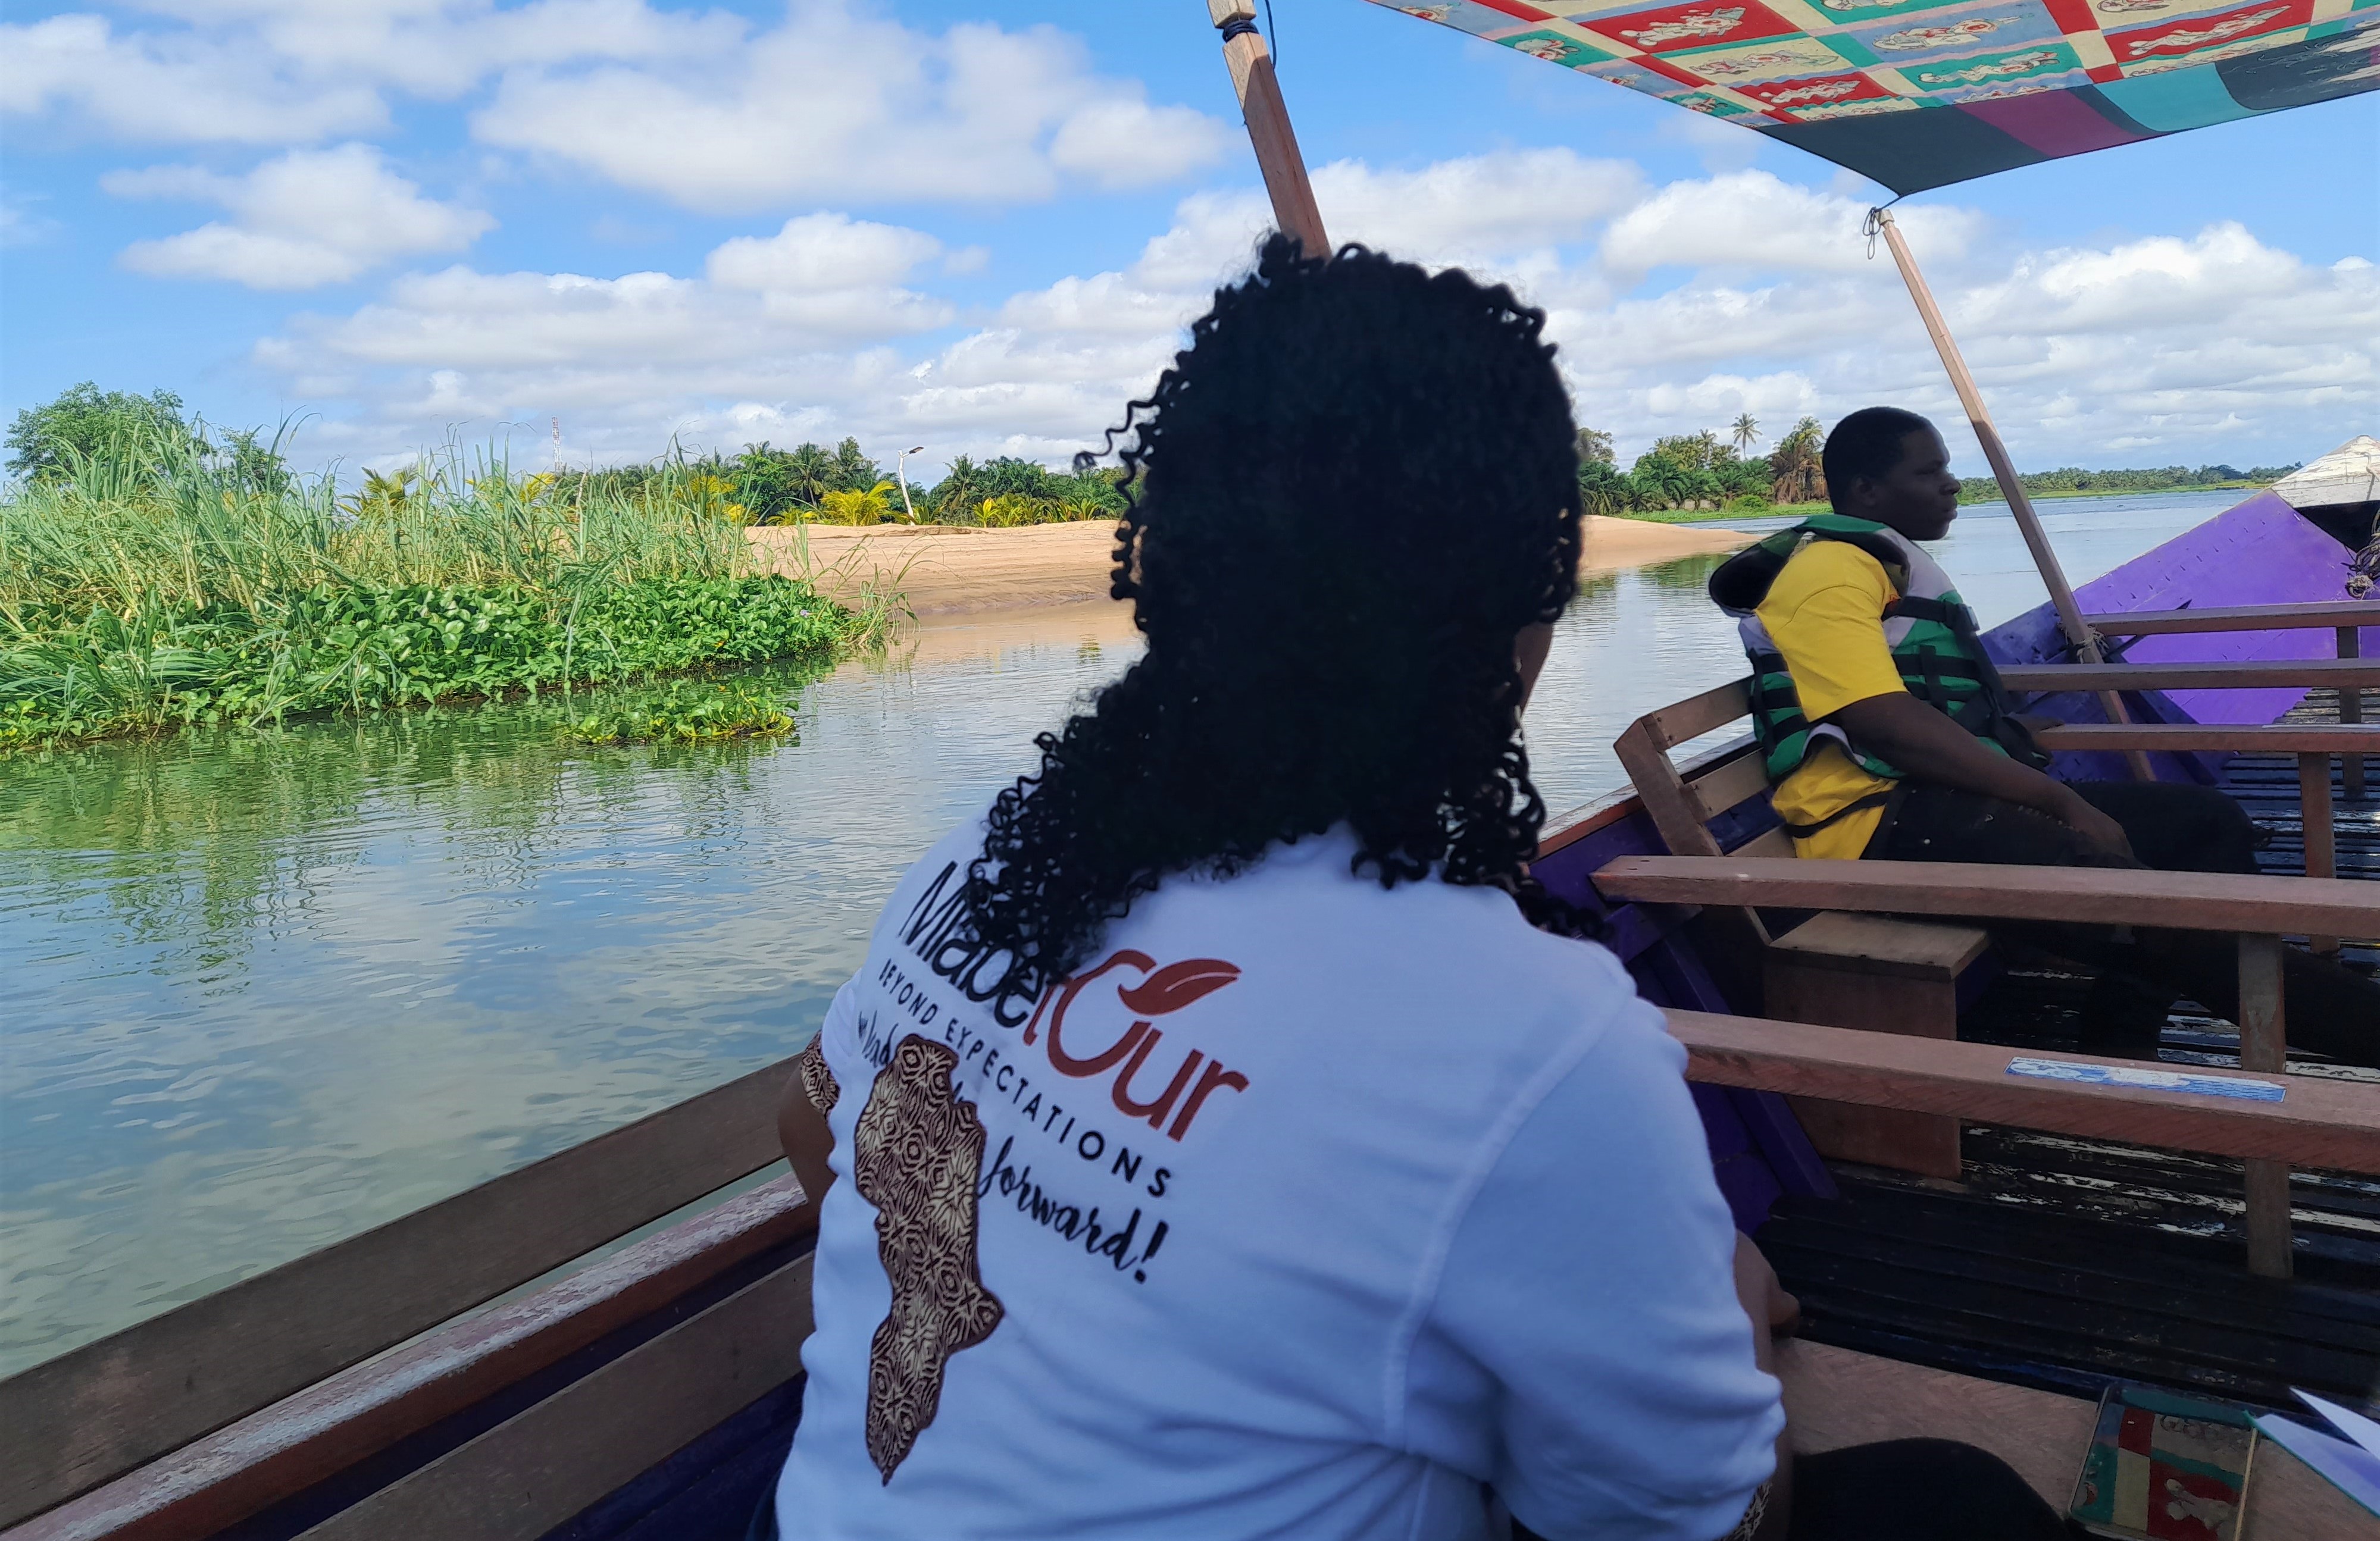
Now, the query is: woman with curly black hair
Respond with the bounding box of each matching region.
[763,239,2056,1541]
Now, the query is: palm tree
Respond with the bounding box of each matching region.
[815,480,900,525]
[1768,416,1825,505]
[1731,413,1759,455]
[348,466,419,516]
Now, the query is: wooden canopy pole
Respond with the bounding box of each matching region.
[1870,209,2153,781]
[1205,1,1330,257]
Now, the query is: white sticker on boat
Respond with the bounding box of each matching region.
[2004,1057,2285,1101]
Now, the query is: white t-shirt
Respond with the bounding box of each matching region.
[774,820,1781,1541]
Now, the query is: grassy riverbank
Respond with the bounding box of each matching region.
[0,443,894,750]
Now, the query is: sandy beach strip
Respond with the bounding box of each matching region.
[746,515,1752,618]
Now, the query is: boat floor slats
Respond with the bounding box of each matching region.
[1759,1176,2380,1408]
[2226,690,2380,885]
[1767,1194,2380,1339]
[1804,1164,2380,1291]
[1769,1182,2380,1321]
[1768,1279,2360,1408]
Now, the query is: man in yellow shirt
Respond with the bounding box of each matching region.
[1717,406,2378,1064]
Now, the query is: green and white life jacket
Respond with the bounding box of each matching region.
[1707,515,2044,809]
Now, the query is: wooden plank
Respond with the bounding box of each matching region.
[1613,720,1725,860]
[2033,723,2380,753]
[1765,957,1963,1179]
[1664,1010,2380,1173]
[1596,856,2380,943]
[2343,625,2366,800]
[296,1254,817,1541]
[1644,677,1752,753]
[2082,600,2380,635]
[2302,753,2340,955]
[0,1058,799,1527]
[5,1180,816,1541]
[2000,658,2380,693]
[1769,913,1991,982]
[2238,934,2294,1280]
[1775,1340,2377,1537]
[1688,746,1774,826]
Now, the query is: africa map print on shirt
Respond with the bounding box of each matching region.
[840,859,1255,1480]
[854,1036,1005,1482]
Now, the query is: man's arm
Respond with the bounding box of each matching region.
[1827,694,2132,859]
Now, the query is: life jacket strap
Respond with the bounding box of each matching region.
[1778,788,1899,838]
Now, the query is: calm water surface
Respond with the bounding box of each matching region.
[0,490,2244,1370]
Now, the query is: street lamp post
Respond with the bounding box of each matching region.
[896,446,925,524]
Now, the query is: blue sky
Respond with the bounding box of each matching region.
[4,0,2374,482]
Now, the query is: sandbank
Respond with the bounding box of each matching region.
[746,515,1750,618]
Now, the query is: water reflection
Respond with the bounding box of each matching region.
[0,493,2242,1370]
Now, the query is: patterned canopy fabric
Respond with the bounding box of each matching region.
[1362,0,2379,193]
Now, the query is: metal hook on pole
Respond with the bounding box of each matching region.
[1203,0,1330,259]
[1868,206,2153,781]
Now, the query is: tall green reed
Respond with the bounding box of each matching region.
[0,429,750,624]
[1,428,892,748]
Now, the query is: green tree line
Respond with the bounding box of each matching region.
[8,385,2303,537]
[1575,413,2298,522]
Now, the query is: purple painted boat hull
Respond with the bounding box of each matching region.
[1981,491,2376,783]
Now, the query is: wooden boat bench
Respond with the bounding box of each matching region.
[1613,674,2380,1179]
[0,1058,818,1541]
[1609,860,2380,1279]
[1616,678,2022,1182]
[2079,597,2374,795]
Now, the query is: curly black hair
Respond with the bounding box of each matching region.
[965,236,1588,994]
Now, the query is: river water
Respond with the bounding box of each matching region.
[0,490,2248,1372]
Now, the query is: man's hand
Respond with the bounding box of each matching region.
[2049,788,2135,862]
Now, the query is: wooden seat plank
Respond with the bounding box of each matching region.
[2082,600,2380,636]
[1644,679,1754,753]
[0,1056,799,1529]
[2034,723,2380,753]
[3,1180,815,1541]
[294,1254,817,1541]
[1770,913,1991,982]
[1688,747,1774,826]
[2000,658,2380,692]
[1663,1008,2380,1174]
[1599,856,2380,941]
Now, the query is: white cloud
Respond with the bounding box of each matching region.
[5,0,1222,221]
[133,0,743,100]
[242,152,2373,478]
[470,5,1230,212]
[2,13,386,144]
[1601,170,1982,275]
[106,144,492,289]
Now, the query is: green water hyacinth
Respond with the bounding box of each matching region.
[1,430,895,750]
[567,679,796,746]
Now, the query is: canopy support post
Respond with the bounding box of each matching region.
[1206,2,1331,258]
[1870,208,2153,782]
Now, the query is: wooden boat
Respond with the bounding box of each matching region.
[7,8,2378,1540]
